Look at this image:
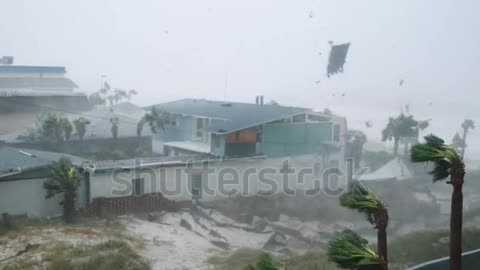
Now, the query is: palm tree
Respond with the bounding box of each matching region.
[127,89,137,100]
[328,229,382,270]
[347,130,367,170]
[136,118,146,137]
[339,181,389,269]
[43,158,81,223]
[382,114,418,156]
[460,119,474,157]
[452,132,465,154]
[73,117,91,141]
[110,116,119,139]
[61,117,73,141]
[42,114,72,143]
[410,135,465,270]
[143,107,166,134]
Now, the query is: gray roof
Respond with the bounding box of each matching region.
[0,147,88,176]
[0,78,78,89]
[149,99,310,133]
[0,66,66,74]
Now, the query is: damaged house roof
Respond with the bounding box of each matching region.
[0,147,87,178]
[148,99,310,134]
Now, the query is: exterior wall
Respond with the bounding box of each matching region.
[0,178,63,217]
[262,122,334,157]
[210,134,225,157]
[90,154,347,203]
[0,170,88,218]
[152,115,193,154]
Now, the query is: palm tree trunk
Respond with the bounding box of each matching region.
[450,185,462,270]
[393,138,399,156]
[378,227,388,270]
[375,208,389,270]
[449,160,465,270]
[64,190,75,224]
[404,140,409,156]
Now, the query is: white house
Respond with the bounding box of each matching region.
[0,147,88,217]
[88,153,349,204]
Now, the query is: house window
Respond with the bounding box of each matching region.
[192,174,203,200]
[132,178,144,196]
[333,124,340,142]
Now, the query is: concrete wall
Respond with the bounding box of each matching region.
[0,178,63,217]
[0,173,88,218]
[90,153,346,202]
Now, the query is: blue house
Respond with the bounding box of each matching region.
[148,98,347,160]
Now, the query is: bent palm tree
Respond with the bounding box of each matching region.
[411,135,465,270]
[339,181,388,269]
[44,158,81,223]
[328,229,382,270]
[460,119,474,157]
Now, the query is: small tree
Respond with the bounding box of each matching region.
[42,114,72,143]
[382,114,418,156]
[110,116,119,139]
[44,158,81,223]
[339,181,389,269]
[347,130,367,170]
[61,117,73,141]
[137,118,146,137]
[73,117,91,141]
[328,229,382,270]
[411,135,466,270]
[143,107,165,134]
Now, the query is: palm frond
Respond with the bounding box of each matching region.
[328,229,381,269]
[44,158,80,198]
[339,181,386,223]
[411,134,461,182]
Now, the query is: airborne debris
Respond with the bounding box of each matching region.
[327,43,351,77]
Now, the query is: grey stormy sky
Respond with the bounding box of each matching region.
[2,0,480,158]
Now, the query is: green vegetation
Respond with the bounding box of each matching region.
[382,114,419,156]
[1,216,147,270]
[43,158,81,223]
[339,181,389,268]
[72,116,91,141]
[410,135,466,270]
[2,240,150,270]
[328,230,381,269]
[209,248,338,270]
[41,114,73,143]
[347,130,367,170]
